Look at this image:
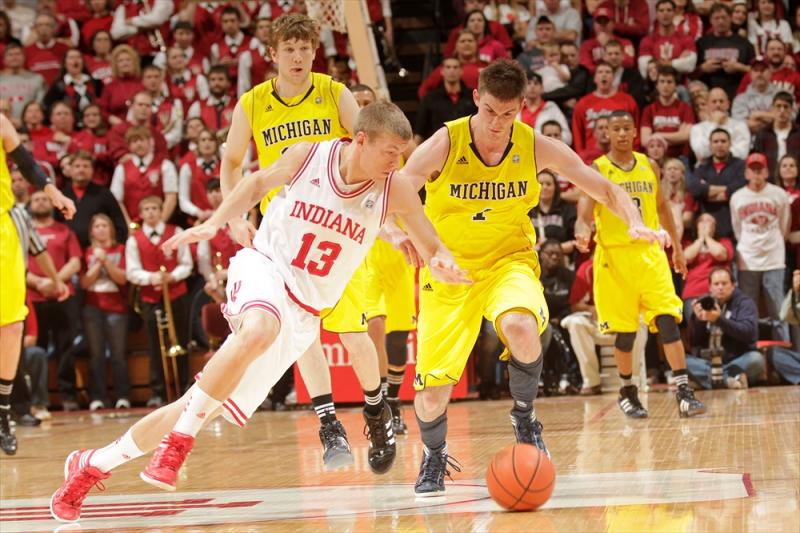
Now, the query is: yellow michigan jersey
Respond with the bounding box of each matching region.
[592,151,682,334]
[239,72,349,214]
[0,140,28,326]
[415,117,548,390]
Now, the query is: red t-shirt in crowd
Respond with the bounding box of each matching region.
[82,244,128,314]
[681,237,735,299]
[27,222,81,302]
[569,259,595,306]
[640,98,696,158]
[572,91,639,156]
[638,32,696,64]
[24,41,71,86]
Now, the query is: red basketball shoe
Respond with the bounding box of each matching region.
[50,450,110,522]
[140,431,194,491]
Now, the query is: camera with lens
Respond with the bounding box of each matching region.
[697,295,717,311]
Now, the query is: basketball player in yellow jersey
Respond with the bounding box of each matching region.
[0,113,73,454]
[220,13,396,473]
[394,60,662,497]
[575,110,705,419]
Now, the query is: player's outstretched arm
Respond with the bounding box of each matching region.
[535,133,664,247]
[652,161,688,277]
[163,142,312,251]
[220,101,257,246]
[395,127,450,192]
[1,114,76,219]
[387,175,470,284]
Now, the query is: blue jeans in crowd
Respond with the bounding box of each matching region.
[770,347,800,384]
[686,351,766,389]
[82,305,130,403]
[738,269,789,341]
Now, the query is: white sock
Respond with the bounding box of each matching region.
[89,430,144,473]
[173,386,222,437]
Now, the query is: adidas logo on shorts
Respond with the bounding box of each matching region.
[422,283,433,291]
[456,155,468,165]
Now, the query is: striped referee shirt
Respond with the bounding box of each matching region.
[9,206,46,265]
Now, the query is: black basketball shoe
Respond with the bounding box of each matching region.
[319,419,353,469]
[363,401,396,474]
[618,385,648,418]
[676,384,706,418]
[510,410,550,458]
[386,398,407,435]
[0,410,17,455]
[414,444,462,497]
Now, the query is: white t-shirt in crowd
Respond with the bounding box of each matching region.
[730,182,791,271]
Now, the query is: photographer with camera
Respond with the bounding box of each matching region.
[686,267,764,389]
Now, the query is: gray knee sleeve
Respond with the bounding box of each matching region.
[655,315,681,344]
[615,332,637,352]
[416,411,447,450]
[508,355,543,407]
[386,331,409,367]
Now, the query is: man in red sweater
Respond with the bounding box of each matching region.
[572,62,639,159]
[594,0,650,42]
[736,38,800,103]
[108,91,169,161]
[24,13,69,86]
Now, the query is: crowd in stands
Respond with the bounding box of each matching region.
[2,0,800,420]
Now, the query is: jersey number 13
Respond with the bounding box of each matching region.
[290,232,342,277]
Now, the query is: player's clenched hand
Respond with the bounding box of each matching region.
[628,226,668,248]
[228,217,256,248]
[429,252,471,285]
[162,223,217,252]
[672,248,688,279]
[574,233,592,253]
[45,184,76,220]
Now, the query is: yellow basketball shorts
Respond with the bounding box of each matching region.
[0,213,27,327]
[414,252,548,391]
[320,260,369,333]
[594,243,683,334]
[364,238,416,332]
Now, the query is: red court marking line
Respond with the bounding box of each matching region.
[10,509,186,522]
[0,498,215,512]
[588,400,618,424]
[742,473,756,496]
[1,501,262,522]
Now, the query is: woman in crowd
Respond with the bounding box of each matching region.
[97,44,143,125]
[778,154,800,274]
[84,29,113,85]
[68,104,113,186]
[174,116,208,163]
[178,128,220,223]
[748,0,793,56]
[47,102,77,171]
[44,49,103,121]
[529,169,577,256]
[20,101,57,174]
[673,0,704,40]
[682,213,734,318]
[661,157,695,236]
[80,0,114,50]
[79,214,130,411]
[418,30,486,98]
[464,9,509,64]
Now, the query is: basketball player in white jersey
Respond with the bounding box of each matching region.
[49,102,469,523]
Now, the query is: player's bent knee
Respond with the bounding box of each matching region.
[339,331,374,356]
[415,387,449,417]
[237,311,280,355]
[614,332,637,352]
[655,315,681,344]
[499,313,538,344]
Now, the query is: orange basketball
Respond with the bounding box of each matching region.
[486,444,556,511]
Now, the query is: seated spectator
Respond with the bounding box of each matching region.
[641,67,694,159]
[175,116,208,163]
[748,0,792,56]
[79,214,130,411]
[463,9,508,63]
[23,0,81,47]
[644,135,668,170]
[519,74,571,146]
[732,58,781,133]
[43,49,103,121]
[529,170,577,255]
[178,128,220,223]
[689,80,710,123]
[62,151,128,249]
[696,3,755,101]
[79,0,113,51]
[418,30,485,98]
[0,42,45,127]
[46,101,76,170]
[562,256,647,395]
[778,155,800,271]
[209,5,252,85]
[188,66,236,139]
[153,21,209,78]
[444,0,512,57]
[535,43,570,93]
[682,213,734,316]
[687,128,746,239]
[68,105,112,186]
[579,7,635,73]
[731,153,792,341]
[737,38,800,104]
[541,119,565,141]
[196,179,238,305]
[662,157,696,230]
[98,44,144,126]
[142,64,183,150]
[516,16,557,79]
[638,0,697,80]
[594,0,650,42]
[602,39,646,109]
[572,63,638,162]
[543,42,590,116]
[414,58,477,143]
[527,0,581,45]
[689,88,750,162]
[777,270,800,371]
[687,267,763,389]
[125,196,192,407]
[329,58,353,87]
[165,46,209,112]
[238,17,275,97]
[0,8,20,57]
[108,91,169,161]
[110,126,178,225]
[577,115,612,165]
[26,190,82,411]
[110,0,173,59]
[672,0,704,41]
[24,13,70,86]
[84,29,112,85]
[752,92,800,176]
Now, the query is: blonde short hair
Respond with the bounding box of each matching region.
[354,101,412,141]
[110,44,141,79]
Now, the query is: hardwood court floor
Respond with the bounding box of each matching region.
[1,386,798,532]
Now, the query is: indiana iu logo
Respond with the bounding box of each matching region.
[229,281,242,303]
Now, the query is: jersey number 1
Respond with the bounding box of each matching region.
[290,232,341,277]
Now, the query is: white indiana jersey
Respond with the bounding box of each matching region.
[253,138,392,313]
